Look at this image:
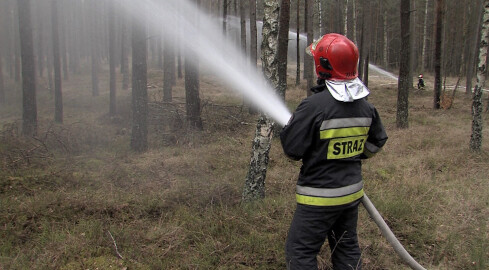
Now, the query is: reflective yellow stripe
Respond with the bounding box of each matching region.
[320,127,369,140]
[296,189,364,206]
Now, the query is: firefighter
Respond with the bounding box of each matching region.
[280,33,388,270]
[417,74,425,89]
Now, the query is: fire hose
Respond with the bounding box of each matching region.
[362,194,427,270]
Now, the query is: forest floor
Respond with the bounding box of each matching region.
[0,66,488,270]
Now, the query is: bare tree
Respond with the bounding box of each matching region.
[18,0,38,136]
[471,0,489,151]
[433,0,443,109]
[131,11,148,152]
[397,0,412,129]
[242,0,279,202]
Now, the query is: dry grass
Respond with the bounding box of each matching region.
[0,67,488,270]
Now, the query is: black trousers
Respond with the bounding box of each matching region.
[285,201,362,270]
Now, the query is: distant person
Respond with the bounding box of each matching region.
[417,74,425,89]
[280,33,388,270]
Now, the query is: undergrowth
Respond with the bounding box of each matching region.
[0,71,488,270]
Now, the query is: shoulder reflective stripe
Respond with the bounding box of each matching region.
[365,141,381,153]
[320,117,372,130]
[296,189,364,206]
[296,181,363,197]
[320,127,369,139]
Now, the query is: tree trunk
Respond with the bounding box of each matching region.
[305,0,314,95]
[90,0,100,96]
[397,0,411,129]
[109,0,117,116]
[250,0,257,66]
[242,0,279,203]
[470,0,489,151]
[344,0,349,37]
[18,0,38,136]
[52,0,63,123]
[240,0,247,54]
[59,2,69,81]
[383,6,388,68]
[421,0,428,72]
[0,49,5,105]
[352,0,357,44]
[222,0,228,35]
[467,0,484,95]
[121,9,130,91]
[433,0,443,109]
[277,0,291,99]
[163,38,174,102]
[131,11,148,152]
[185,0,203,130]
[295,0,301,86]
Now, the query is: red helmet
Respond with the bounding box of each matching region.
[308,33,359,80]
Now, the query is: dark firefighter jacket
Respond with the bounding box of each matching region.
[280,88,388,207]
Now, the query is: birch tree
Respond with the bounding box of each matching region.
[470,0,489,151]
[242,0,279,202]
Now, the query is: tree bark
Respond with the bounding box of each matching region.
[131,10,148,152]
[433,0,443,109]
[277,0,291,99]
[421,0,428,73]
[19,0,38,136]
[51,0,63,123]
[397,0,411,129]
[242,0,279,202]
[470,0,489,151]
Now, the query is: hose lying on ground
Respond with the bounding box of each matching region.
[361,194,427,270]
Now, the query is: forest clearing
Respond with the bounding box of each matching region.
[2,0,489,269]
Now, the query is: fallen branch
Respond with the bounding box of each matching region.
[107,230,123,259]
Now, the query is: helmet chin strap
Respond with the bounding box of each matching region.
[310,78,327,93]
